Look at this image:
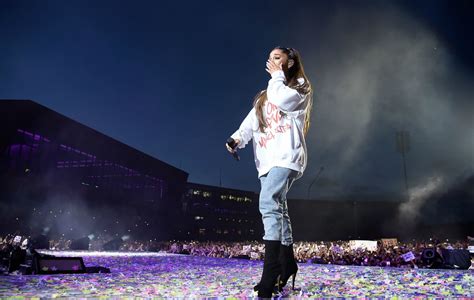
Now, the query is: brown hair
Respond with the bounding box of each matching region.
[254,47,313,135]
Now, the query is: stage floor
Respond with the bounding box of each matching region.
[0,251,472,298]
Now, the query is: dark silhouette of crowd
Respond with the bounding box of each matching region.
[2,233,472,270]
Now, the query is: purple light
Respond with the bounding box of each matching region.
[12,130,166,193]
[17,129,51,143]
[9,144,21,156]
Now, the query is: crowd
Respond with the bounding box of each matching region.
[162,239,472,269]
[2,233,471,270]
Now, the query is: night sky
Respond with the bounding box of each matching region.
[1,0,473,201]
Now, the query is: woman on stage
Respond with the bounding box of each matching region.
[226,46,313,298]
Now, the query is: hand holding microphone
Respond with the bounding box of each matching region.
[226,137,240,161]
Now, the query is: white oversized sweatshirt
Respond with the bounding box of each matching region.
[231,70,311,179]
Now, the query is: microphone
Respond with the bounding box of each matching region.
[226,137,240,161]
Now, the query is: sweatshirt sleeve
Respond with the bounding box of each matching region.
[230,107,257,149]
[267,70,305,112]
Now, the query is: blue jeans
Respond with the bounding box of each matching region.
[259,167,298,246]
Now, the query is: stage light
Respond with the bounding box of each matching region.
[421,248,435,261]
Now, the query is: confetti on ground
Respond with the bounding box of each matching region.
[0,251,472,298]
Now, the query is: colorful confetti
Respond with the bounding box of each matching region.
[0,251,472,298]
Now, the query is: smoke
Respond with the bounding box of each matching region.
[398,173,445,224]
[289,3,474,200]
[35,190,95,238]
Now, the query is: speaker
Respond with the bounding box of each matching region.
[440,249,472,270]
[18,251,111,275]
[70,237,90,250]
[30,234,49,250]
[102,238,123,251]
[8,246,26,273]
[33,255,86,274]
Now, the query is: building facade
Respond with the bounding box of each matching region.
[180,182,263,241]
[0,100,188,241]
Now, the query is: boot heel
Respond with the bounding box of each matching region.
[291,272,297,290]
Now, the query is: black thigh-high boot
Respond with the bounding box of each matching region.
[278,243,298,291]
[257,240,281,298]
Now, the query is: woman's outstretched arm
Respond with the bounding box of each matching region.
[230,107,257,149]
